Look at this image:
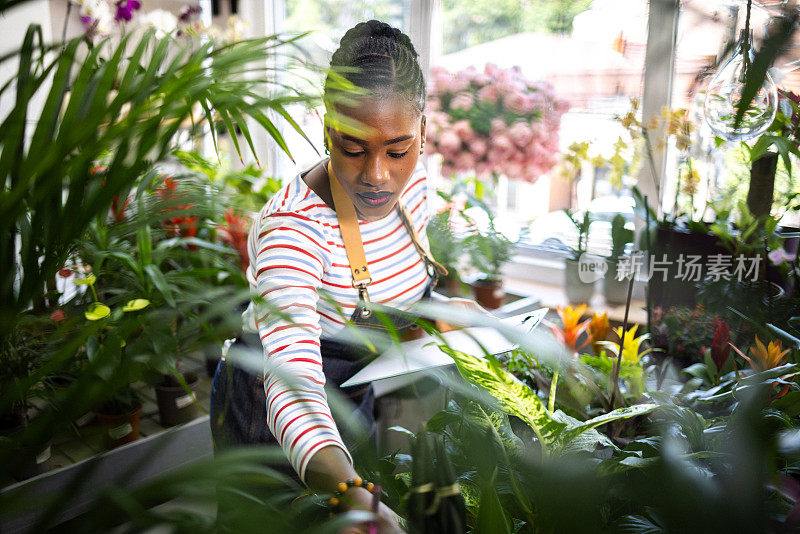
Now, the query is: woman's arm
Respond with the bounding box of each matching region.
[251,210,353,481]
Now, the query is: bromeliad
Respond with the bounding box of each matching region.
[600,325,652,363]
[552,304,590,353]
[731,335,791,372]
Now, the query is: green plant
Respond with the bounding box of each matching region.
[565,209,591,260]
[427,207,463,284]
[464,216,513,282]
[609,213,634,259]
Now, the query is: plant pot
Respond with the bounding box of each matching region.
[436,276,462,297]
[564,258,595,304]
[471,278,505,309]
[0,413,53,481]
[603,258,629,305]
[155,372,200,427]
[94,404,142,449]
[650,226,729,309]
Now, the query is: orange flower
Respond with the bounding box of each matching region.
[743,336,790,371]
[589,311,610,353]
[553,304,590,352]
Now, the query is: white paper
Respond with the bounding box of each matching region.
[342,308,547,392]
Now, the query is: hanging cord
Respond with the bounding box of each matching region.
[741,0,754,82]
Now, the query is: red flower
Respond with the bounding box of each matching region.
[710,317,730,370]
[218,208,250,274]
[156,176,197,240]
[50,309,65,322]
[111,193,131,222]
[58,268,73,278]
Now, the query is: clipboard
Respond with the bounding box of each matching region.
[341,308,548,396]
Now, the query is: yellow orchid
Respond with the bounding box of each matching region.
[553,304,590,352]
[733,335,791,372]
[600,325,651,363]
[589,311,610,353]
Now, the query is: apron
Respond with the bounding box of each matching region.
[209,161,447,472]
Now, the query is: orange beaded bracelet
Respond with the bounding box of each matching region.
[328,476,378,512]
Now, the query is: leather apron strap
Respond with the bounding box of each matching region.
[327,160,447,319]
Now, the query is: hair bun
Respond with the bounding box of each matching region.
[341,20,418,58]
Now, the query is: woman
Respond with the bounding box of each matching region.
[211,20,472,532]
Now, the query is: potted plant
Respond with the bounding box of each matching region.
[564,210,595,304]
[0,316,55,481]
[76,272,150,449]
[464,216,513,309]
[603,214,635,305]
[427,205,464,295]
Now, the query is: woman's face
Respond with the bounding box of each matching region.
[325,94,426,222]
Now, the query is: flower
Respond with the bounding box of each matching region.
[426,64,566,183]
[156,177,197,239]
[552,304,590,352]
[50,309,66,322]
[710,317,730,370]
[111,193,131,222]
[450,92,474,111]
[114,0,140,22]
[589,311,610,353]
[218,209,250,274]
[768,248,794,266]
[58,268,74,278]
[607,325,651,363]
[740,335,791,371]
[140,9,178,38]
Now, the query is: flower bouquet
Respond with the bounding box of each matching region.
[426,64,569,183]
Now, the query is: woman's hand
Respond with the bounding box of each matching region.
[435,297,491,332]
[338,487,405,534]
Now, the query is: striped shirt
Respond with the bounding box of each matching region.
[243,160,431,481]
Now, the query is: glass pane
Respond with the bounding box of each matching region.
[432,0,649,257]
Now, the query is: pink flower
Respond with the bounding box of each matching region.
[452,120,475,142]
[454,152,476,172]
[437,129,461,153]
[505,91,532,114]
[468,138,488,158]
[50,309,65,322]
[477,85,499,104]
[490,134,513,155]
[508,122,533,147]
[450,92,474,111]
[490,118,507,135]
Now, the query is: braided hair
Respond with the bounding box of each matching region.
[325,20,426,114]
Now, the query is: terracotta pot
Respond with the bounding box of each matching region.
[94,404,141,449]
[155,372,199,427]
[471,278,504,309]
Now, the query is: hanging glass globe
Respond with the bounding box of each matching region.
[703,39,778,142]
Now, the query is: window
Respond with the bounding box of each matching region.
[431,0,649,258]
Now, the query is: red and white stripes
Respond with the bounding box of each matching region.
[244,161,430,480]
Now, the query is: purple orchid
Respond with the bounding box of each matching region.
[115,0,141,22]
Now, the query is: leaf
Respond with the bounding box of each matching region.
[440,346,560,451]
[144,264,175,307]
[476,468,512,534]
[85,302,111,321]
[735,13,797,128]
[556,404,658,449]
[73,273,97,286]
[122,299,150,312]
